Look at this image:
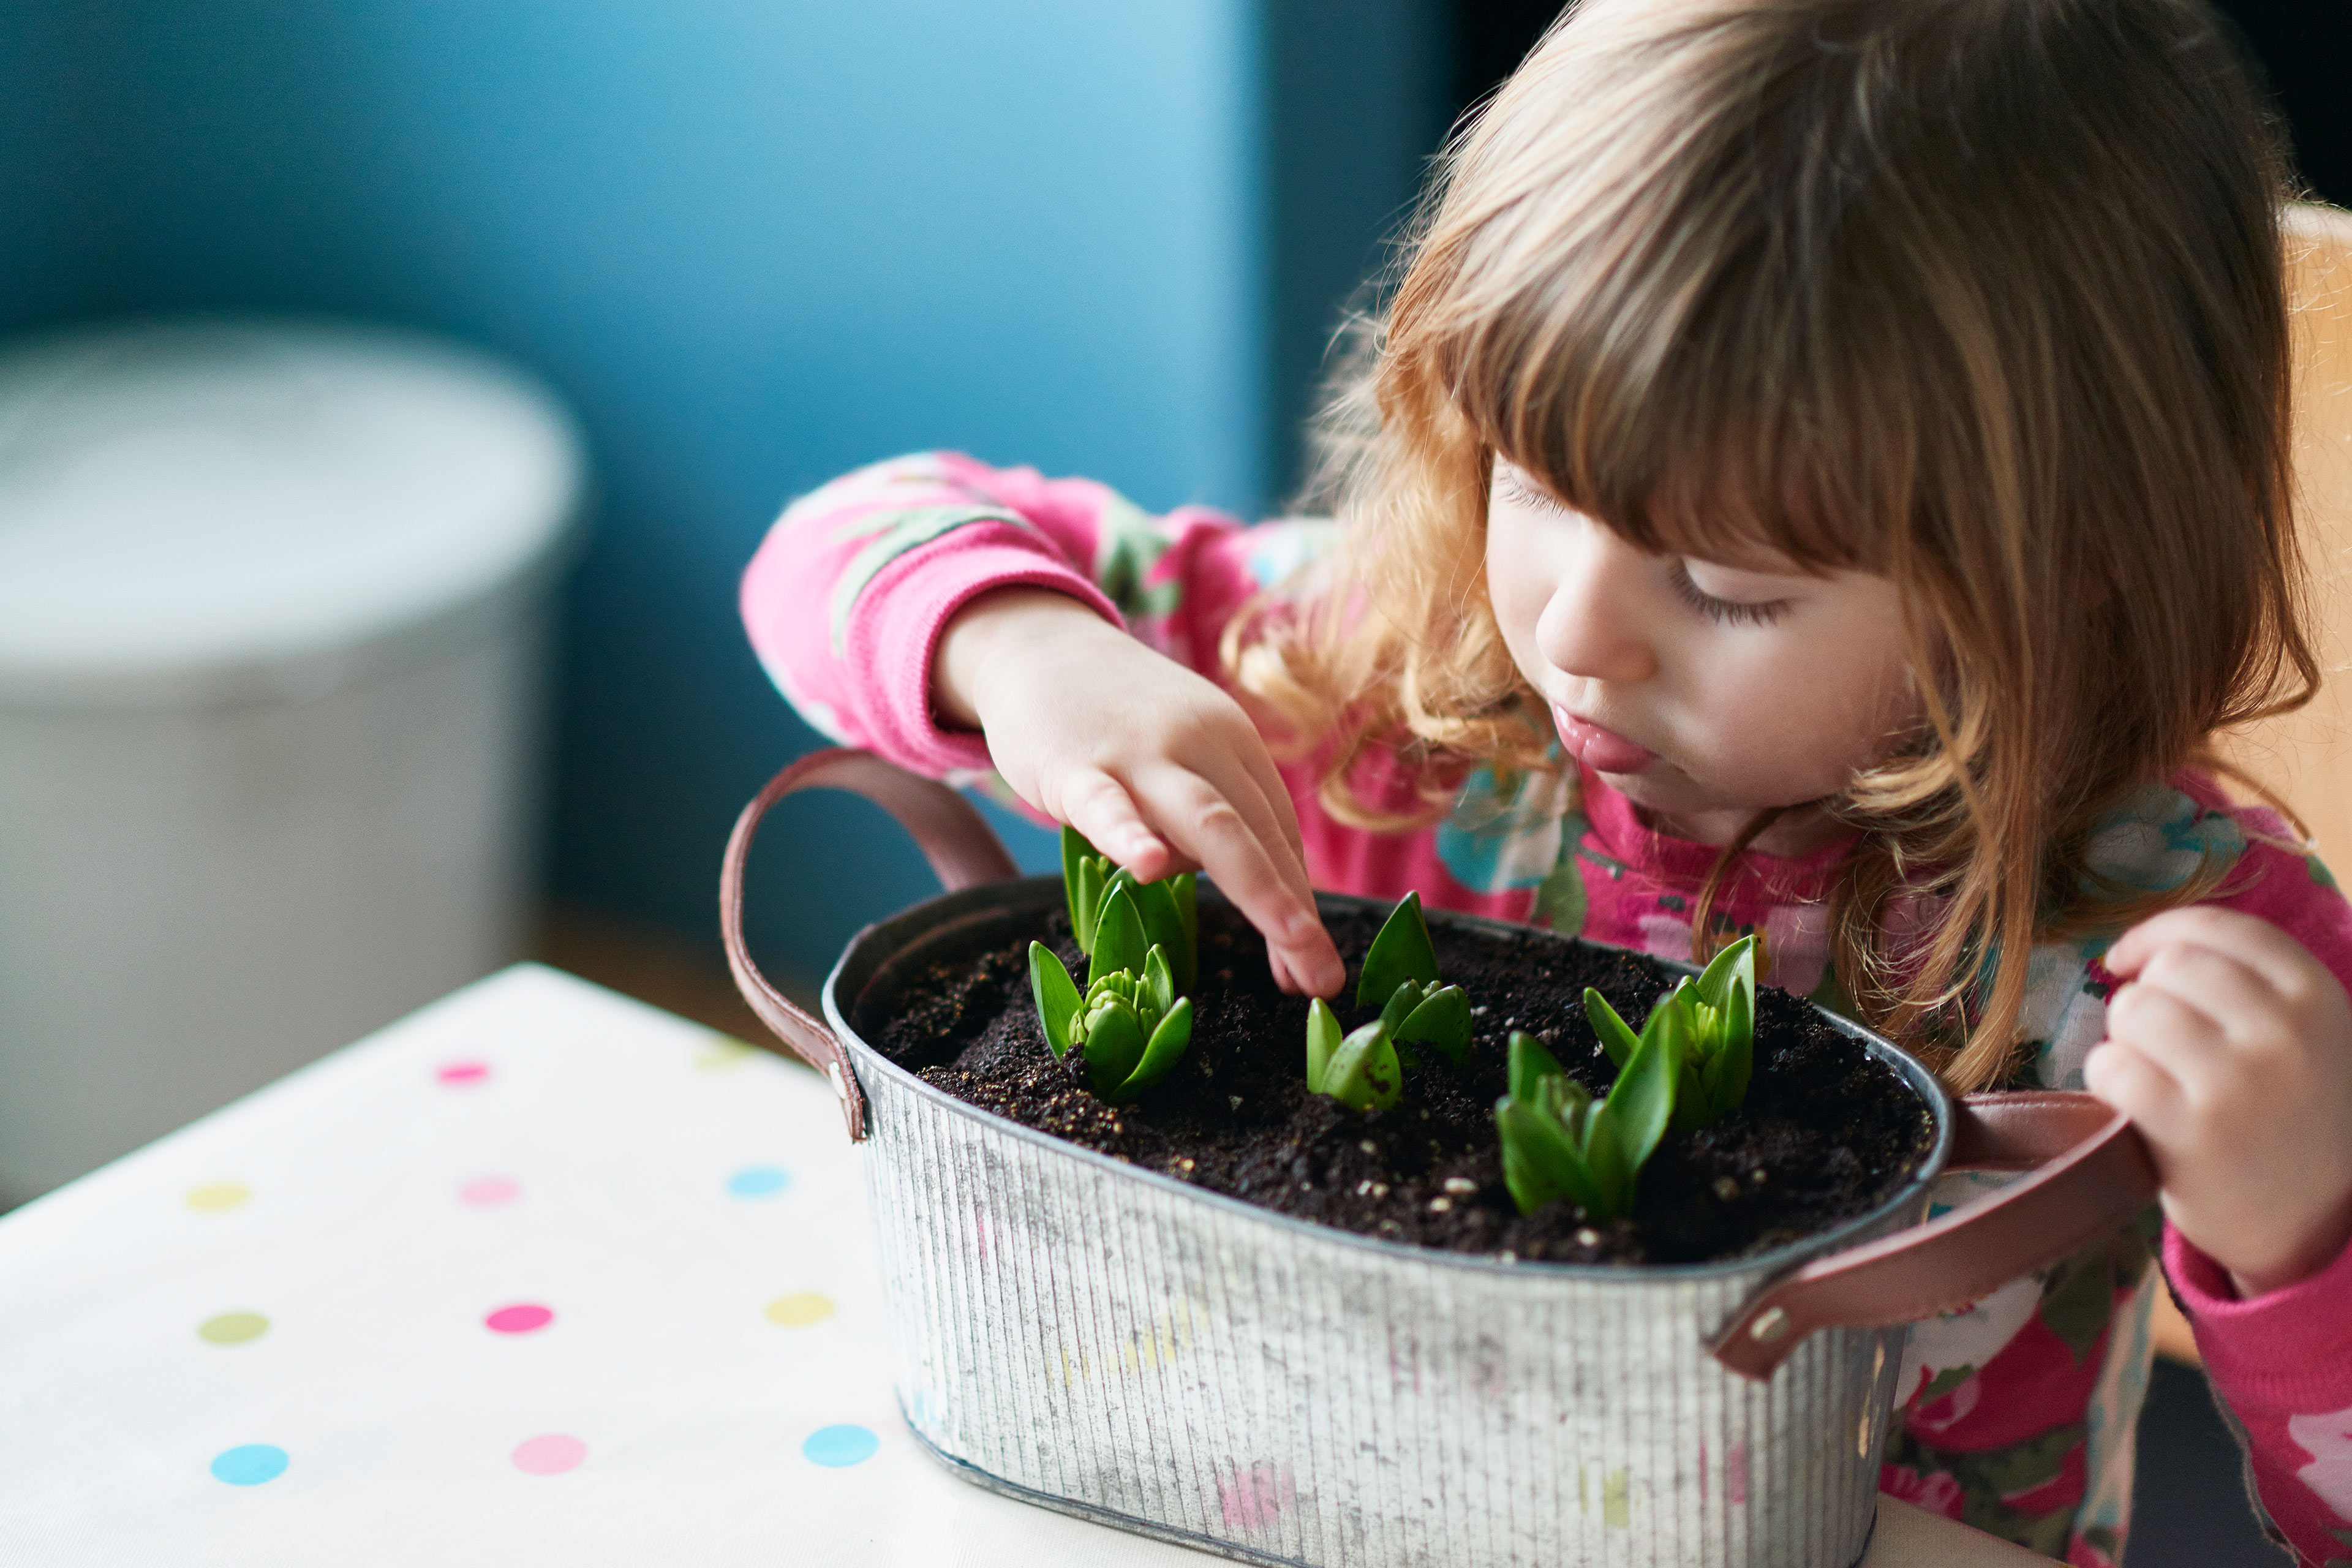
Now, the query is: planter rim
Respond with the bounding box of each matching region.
[824,871,1956,1288]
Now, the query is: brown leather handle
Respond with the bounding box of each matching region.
[721,748,1022,1141]
[1708,1091,2157,1379]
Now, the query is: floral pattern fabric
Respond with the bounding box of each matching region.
[744,452,2352,1565]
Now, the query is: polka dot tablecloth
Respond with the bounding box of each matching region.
[0,965,1204,1567]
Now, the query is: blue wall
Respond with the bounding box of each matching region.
[1,2,1438,986]
[1265,1,1449,502]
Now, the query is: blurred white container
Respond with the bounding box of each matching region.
[0,319,583,1204]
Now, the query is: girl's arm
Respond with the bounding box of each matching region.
[2088,864,2352,1564]
[741,451,1343,994]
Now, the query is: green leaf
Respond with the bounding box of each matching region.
[1698,1017,1750,1124]
[1082,998,1147,1097]
[1583,988,1642,1068]
[1321,1022,1403,1112]
[1665,937,1756,1130]
[1377,979,1422,1069]
[1582,1102,1629,1218]
[1144,946,1175,1015]
[1379,978,1424,1035]
[1496,1099,1607,1215]
[1061,825,1096,946]
[1172,872,1197,953]
[1507,1030,1563,1106]
[1305,998,1342,1090]
[1111,998,1193,1102]
[1396,985,1471,1066]
[1670,1057,1709,1136]
[1088,883,1147,987]
[1358,891,1441,1009]
[1072,856,1104,952]
[1028,942,1084,1058]
[1545,1072,1594,1126]
[1659,978,1698,1041]
[1698,1061,1726,1131]
[1694,934,1754,1009]
[1716,963,1754,1112]
[1605,999,1682,1177]
[1121,873,1194,993]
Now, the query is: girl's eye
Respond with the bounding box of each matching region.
[1670,562,1789,627]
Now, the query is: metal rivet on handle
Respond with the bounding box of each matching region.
[1749,1306,1790,1343]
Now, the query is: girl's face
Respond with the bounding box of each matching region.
[1485,460,1917,846]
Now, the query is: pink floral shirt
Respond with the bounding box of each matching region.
[744,451,2352,1566]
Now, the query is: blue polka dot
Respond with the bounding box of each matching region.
[728,1166,790,1199]
[802,1423,878,1467]
[210,1444,288,1485]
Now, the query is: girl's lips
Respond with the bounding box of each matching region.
[1555,709,1659,774]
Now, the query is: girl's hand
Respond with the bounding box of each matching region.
[936,589,1345,997]
[2087,907,2352,1297]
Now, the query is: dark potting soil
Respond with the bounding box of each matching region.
[858,901,1936,1267]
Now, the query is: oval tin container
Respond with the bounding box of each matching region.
[827,875,1951,1568]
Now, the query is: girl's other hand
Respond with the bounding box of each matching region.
[935,589,1345,998]
[2087,906,2352,1298]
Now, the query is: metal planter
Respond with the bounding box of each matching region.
[722,750,2155,1568]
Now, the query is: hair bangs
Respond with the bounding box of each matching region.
[1438,168,1896,577]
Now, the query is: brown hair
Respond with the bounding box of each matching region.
[1230,0,2318,1090]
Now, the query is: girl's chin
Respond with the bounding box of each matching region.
[1594,769,1682,810]
[1593,767,1743,821]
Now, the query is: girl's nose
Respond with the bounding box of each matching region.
[1535,528,1659,684]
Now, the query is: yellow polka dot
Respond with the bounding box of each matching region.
[198,1311,269,1345]
[186,1182,249,1212]
[765,1292,835,1327]
[695,1036,756,1071]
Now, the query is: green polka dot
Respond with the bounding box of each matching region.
[766,1292,835,1326]
[198,1311,270,1345]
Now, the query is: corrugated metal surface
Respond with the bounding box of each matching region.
[831,880,1942,1568]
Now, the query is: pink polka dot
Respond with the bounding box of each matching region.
[484,1303,554,1334]
[437,1061,490,1086]
[511,1433,587,1475]
[459,1177,520,1207]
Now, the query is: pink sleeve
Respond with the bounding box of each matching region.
[2164,814,2352,1564]
[739,451,1261,780]
[2165,1227,2352,1564]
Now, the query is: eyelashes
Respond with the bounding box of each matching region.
[1668,562,1789,627]
[1494,466,1792,627]
[1494,469,1555,510]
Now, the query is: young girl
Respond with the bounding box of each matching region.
[744,0,2352,1560]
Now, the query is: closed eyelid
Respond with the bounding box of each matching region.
[1670,561,1790,626]
[1684,559,1806,595]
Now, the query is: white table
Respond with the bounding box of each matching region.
[0,965,2033,1567]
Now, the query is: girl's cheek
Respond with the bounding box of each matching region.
[1485,538,1548,659]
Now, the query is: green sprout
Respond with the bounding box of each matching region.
[1303,997,1401,1112]
[1032,844,1197,1105]
[1351,891,1471,1069]
[1061,826,1196,991]
[1493,1027,1676,1221]
[1582,934,1755,1134]
[1027,914,1193,1106]
[1304,891,1476,1112]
